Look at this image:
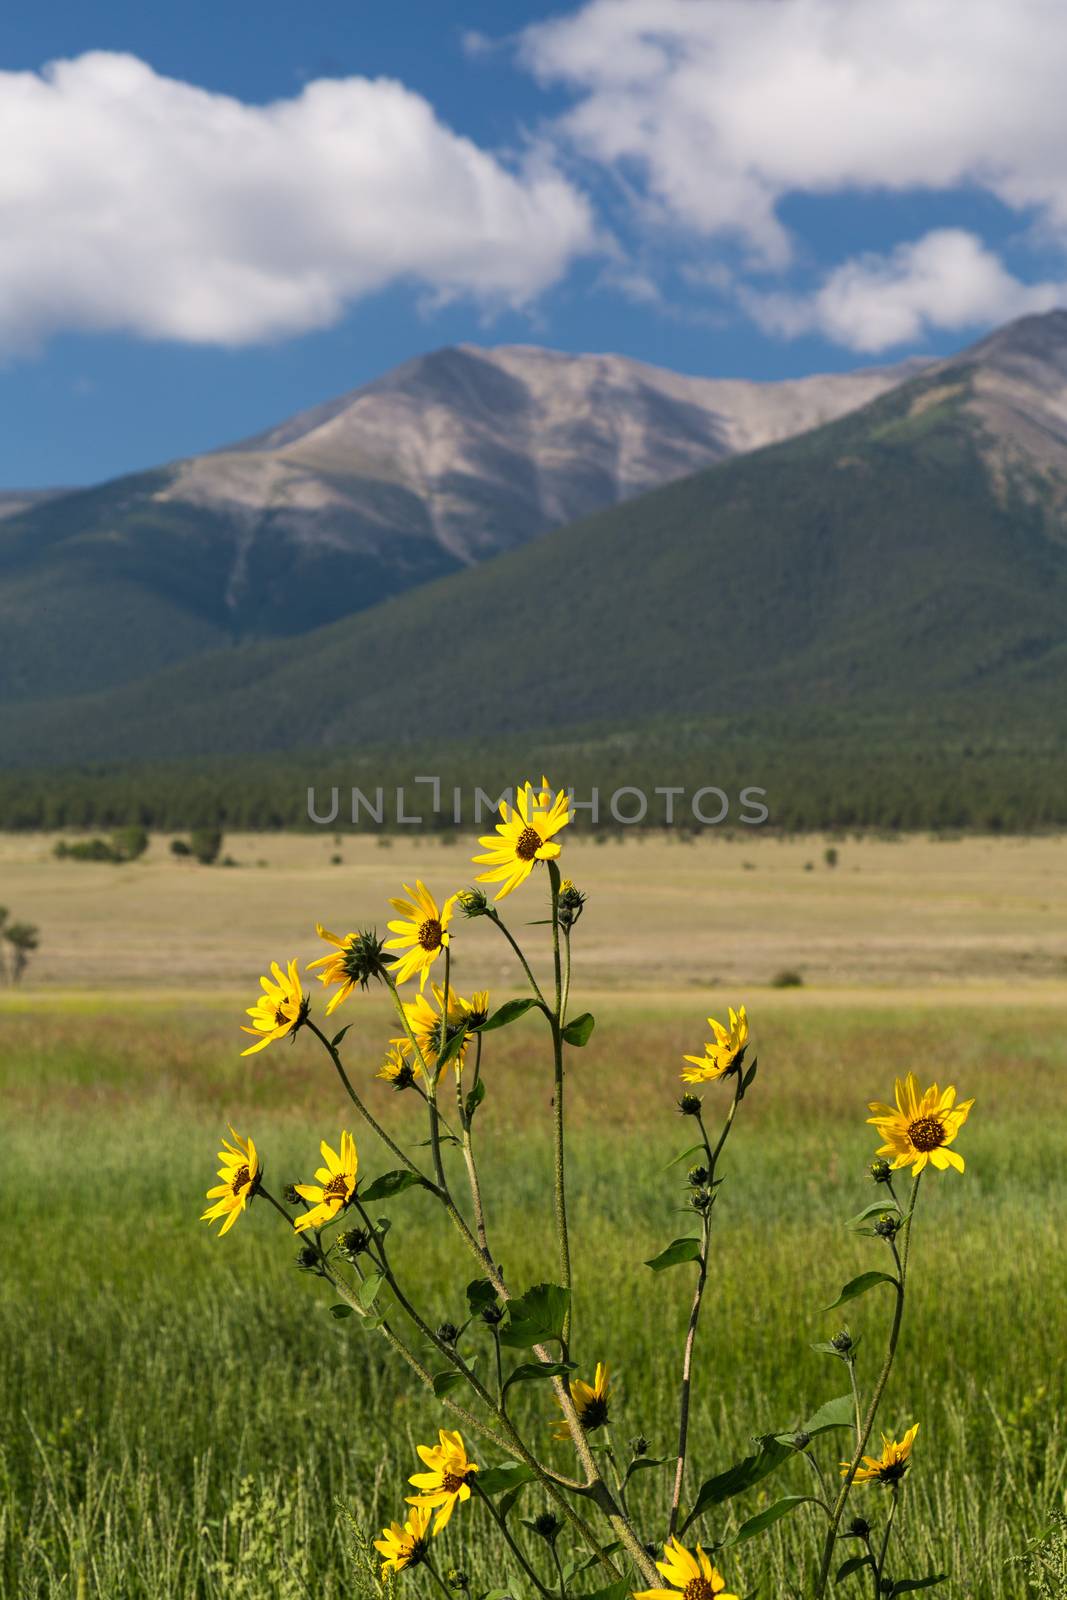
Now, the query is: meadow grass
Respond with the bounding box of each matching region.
[1,999,1064,1598]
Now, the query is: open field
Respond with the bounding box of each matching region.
[1,837,1065,1597]
[3,830,1067,992]
[2,990,1066,1598]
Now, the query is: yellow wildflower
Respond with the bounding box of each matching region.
[868,1075,973,1174]
[200,1127,260,1237]
[473,776,572,899]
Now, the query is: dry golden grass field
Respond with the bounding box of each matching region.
[2,829,1066,1598]
[2,829,1067,997]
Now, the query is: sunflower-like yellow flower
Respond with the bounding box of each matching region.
[293,1131,358,1232]
[406,1429,478,1533]
[240,958,307,1055]
[200,1127,260,1237]
[377,1043,422,1088]
[384,881,459,989]
[845,1423,919,1485]
[306,925,392,1014]
[396,984,489,1076]
[473,776,572,899]
[554,1361,611,1440]
[633,1537,738,1600]
[373,1503,432,1576]
[681,1006,749,1083]
[867,1074,973,1174]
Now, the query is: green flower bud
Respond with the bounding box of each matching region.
[337,1227,372,1262]
[532,1511,562,1544]
[457,888,490,918]
[295,1244,321,1273]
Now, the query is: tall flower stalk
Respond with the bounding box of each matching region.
[197,778,974,1600]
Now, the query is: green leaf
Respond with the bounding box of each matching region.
[357,1273,385,1310]
[582,1581,631,1600]
[730,1495,819,1544]
[561,1012,595,1046]
[436,1028,469,1072]
[564,1542,623,1581]
[503,1360,576,1393]
[479,998,540,1032]
[889,1579,948,1595]
[845,1201,901,1229]
[360,1169,427,1203]
[738,1057,759,1099]
[466,1278,498,1313]
[499,1282,570,1349]
[328,1303,354,1320]
[431,1370,465,1398]
[836,1556,873,1582]
[626,1455,672,1478]
[476,1464,536,1498]
[788,1394,854,1440]
[822,1271,898,1312]
[681,1438,793,1530]
[496,1486,525,1522]
[645,1237,703,1272]
[330,1025,352,1048]
[665,1143,706,1171]
[465,1079,486,1119]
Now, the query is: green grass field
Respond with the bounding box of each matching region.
[2,984,1065,1599]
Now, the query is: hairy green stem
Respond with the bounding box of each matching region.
[668,1071,745,1536]
[814,1173,922,1597]
[547,861,572,1341]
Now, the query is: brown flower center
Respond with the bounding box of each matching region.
[441,1471,468,1494]
[323,1173,350,1201]
[274,1005,289,1026]
[231,1164,251,1194]
[683,1579,715,1600]
[907,1114,946,1152]
[579,1396,610,1430]
[417,918,443,952]
[515,825,543,861]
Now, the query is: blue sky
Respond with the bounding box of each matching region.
[3,0,1066,487]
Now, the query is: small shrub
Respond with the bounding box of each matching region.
[112,825,149,861]
[190,827,223,866]
[170,839,192,857]
[3,918,39,983]
[771,968,805,988]
[54,837,121,863]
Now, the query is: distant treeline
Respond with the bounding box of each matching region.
[2,719,1066,834]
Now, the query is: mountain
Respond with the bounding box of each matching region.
[4,310,1067,773]
[0,344,921,703]
[0,488,73,520]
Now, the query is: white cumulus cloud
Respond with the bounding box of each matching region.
[0,52,596,352]
[520,0,1067,342]
[744,230,1067,352]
